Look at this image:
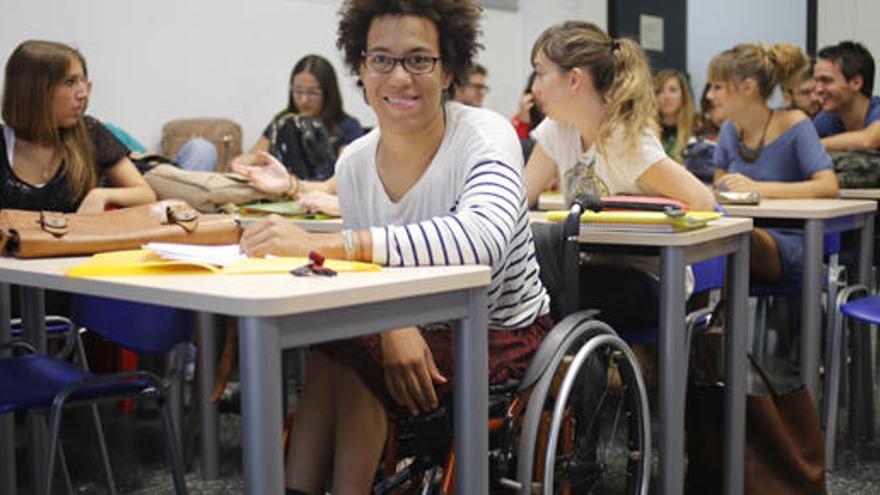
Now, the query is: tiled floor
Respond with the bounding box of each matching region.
[10,394,880,494]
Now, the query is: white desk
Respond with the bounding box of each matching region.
[840,188,880,200]
[530,212,754,495]
[723,199,876,404]
[237,214,344,233]
[0,258,491,494]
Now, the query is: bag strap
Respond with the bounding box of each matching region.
[747,353,781,397]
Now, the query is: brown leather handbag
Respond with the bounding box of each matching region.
[0,201,242,258]
[686,353,826,494]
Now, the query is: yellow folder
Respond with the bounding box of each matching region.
[66,249,381,278]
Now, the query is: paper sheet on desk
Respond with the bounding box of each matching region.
[66,247,381,277]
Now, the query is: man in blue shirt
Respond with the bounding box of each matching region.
[813,41,880,150]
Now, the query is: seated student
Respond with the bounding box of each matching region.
[654,69,697,162]
[683,82,725,183]
[814,41,880,150]
[449,63,489,107]
[709,43,838,285]
[512,72,545,161]
[2,40,156,317]
[523,22,714,330]
[234,55,364,216]
[782,62,821,119]
[1,40,156,214]
[235,1,551,493]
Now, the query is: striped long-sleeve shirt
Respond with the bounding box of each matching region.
[336,102,550,329]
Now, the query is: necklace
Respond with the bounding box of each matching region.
[737,109,774,163]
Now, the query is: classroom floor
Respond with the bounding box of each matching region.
[11,382,880,495]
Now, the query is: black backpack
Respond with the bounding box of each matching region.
[268,112,337,181]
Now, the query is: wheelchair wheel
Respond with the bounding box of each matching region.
[515,315,651,495]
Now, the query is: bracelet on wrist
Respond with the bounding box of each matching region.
[342,229,356,261]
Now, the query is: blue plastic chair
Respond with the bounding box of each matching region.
[823,284,879,468]
[0,295,192,495]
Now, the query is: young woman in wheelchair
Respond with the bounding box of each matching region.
[523,21,716,333]
[235,1,554,492]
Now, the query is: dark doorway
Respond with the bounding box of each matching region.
[608,0,687,73]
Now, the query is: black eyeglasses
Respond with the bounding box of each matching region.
[361,51,442,75]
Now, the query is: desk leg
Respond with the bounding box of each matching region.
[801,220,823,400]
[239,317,284,494]
[0,283,16,495]
[723,234,749,495]
[21,287,48,492]
[850,214,875,442]
[197,312,220,479]
[454,287,489,494]
[658,247,686,495]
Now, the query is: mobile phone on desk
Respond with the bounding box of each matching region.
[714,190,760,205]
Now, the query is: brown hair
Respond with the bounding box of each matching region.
[531,21,658,157]
[337,0,483,89]
[654,69,695,161]
[708,43,809,100]
[283,54,349,136]
[2,40,95,201]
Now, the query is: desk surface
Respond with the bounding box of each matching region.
[528,212,753,247]
[723,198,876,219]
[236,215,344,232]
[840,189,880,200]
[0,257,489,317]
[537,192,565,211]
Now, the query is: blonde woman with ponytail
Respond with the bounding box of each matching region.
[525,21,714,331]
[654,69,697,161]
[1,40,155,214]
[709,43,838,284]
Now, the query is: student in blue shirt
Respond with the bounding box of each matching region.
[709,43,838,285]
[813,41,880,150]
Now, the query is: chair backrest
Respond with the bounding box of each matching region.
[161,118,243,172]
[72,295,193,356]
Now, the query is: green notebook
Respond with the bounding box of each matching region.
[238,201,332,220]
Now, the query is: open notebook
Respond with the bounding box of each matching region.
[66,243,381,277]
[544,210,722,233]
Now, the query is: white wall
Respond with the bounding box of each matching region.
[817,0,880,93]
[687,0,806,104]
[0,0,605,152]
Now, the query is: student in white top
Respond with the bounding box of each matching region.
[523,21,715,332]
[234,1,551,493]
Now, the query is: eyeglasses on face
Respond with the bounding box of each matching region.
[290,86,323,98]
[361,51,442,75]
[465,83,490,93]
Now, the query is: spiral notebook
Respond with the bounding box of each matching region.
[544,210,722,233]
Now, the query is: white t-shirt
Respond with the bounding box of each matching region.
[336,102,550,329]
[532,118,667,206]
[533,117,694,295]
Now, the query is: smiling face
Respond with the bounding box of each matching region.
[657,76,683,122]
[359,15,452,136]
[291,71,324,117]
[531,50,604,127]
[814,58,861,114]
[50,57,90,128]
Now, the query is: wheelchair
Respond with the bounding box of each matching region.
[284,202,653,494]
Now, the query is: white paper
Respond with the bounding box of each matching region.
[143,243,245,267]
[640,14,664,53]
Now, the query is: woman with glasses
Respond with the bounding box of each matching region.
[236,1,551,492]
[709,43,837,284]
[232,55,364,215]
[1,40,155,214]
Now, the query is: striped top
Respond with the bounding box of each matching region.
[335,102,550,329]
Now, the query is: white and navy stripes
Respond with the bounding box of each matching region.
[337,102,550,330]
[371,159,549,329]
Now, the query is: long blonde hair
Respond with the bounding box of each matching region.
[708,43,809,100]
[531,21,658,158]
[2,40,96,202]
[654,69,695,161]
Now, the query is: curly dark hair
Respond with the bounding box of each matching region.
[337,0,483,87]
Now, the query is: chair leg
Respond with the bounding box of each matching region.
[159,397,188,494]
[56,443,75,495]
[89,404,117,495]
[824,311,846,469]
[753,296,768,359]
[44,401,67,495]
